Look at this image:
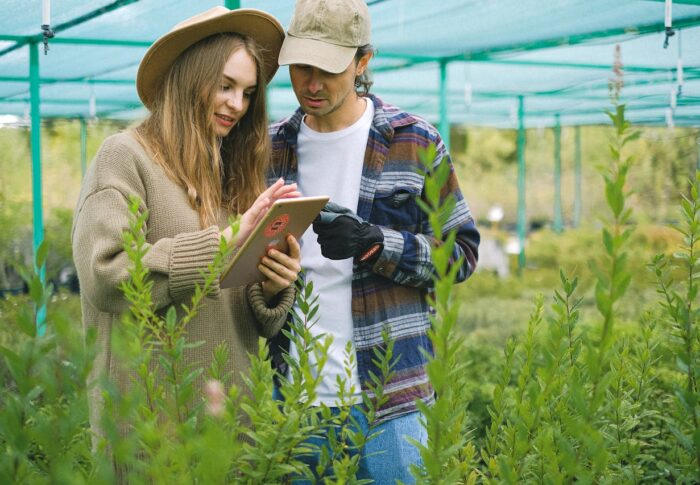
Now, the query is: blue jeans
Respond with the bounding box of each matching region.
[295,405,426,484]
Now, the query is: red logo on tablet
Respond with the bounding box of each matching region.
[265,214,289,237]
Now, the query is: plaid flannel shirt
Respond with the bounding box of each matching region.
[268,94,480,422]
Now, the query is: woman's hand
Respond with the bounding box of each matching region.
[221,178,300,246]
[259,234,301,303]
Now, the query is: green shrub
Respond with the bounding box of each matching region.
[472,104,700,483]
[2,107,700,483]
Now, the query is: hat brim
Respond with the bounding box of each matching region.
[137,8,284,109]
[278,34,357,74]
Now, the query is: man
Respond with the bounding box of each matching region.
[269,0,480,481]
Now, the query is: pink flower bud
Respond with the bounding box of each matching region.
[205,380,225,417]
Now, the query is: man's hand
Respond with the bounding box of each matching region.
[312,202,383,261]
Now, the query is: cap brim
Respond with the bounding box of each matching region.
[278,35,357,74]
[137,9,284,109]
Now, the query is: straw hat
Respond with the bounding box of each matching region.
[137,7,284,109]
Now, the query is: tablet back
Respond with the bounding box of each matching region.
[220,196,329,288]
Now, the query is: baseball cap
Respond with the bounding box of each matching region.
[278,0,371,74]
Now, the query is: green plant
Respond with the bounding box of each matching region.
[471,101,677,483]
[411,145,478,484]
[98,196,398,483]
[649,170,700,482]
[5,111,700,483]
[0,243,96,482]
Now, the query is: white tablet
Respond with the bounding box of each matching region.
[220,195,329,288]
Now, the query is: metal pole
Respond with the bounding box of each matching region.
[29,41,46,335]
[80,118,88,178]
[553,114,563,233]
[574,126,582,227]
[224,0,240,9]
[439,59,450,150]
[517,96,526,274]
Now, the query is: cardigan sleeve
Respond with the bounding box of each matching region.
[246,283,296,338]
[71,134,222,315]
[72,186,222,315]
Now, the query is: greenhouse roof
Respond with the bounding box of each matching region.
[1,0,699,129]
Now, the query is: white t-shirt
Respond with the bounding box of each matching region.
[290,98,374,405]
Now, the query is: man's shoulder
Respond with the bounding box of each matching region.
[372,96,441,140]
[268,115,293,139]
[269,108,305,141]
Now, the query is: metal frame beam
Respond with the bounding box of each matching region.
[448,15,700,62]
[647,0,700,5]
[372,54,700,76]
[0,0,140,58]
[573,126,582,227]
[0,76,134,84]
[472,58,700,75]
[517,96,526,274]
[2,97,141,106]
[269,77,700,103]
[29,41,45,335]
[372,15,700,72]
[553,114,563,233]
[39,37,149,47]
[439,59,450,149]
[80,118,88,178]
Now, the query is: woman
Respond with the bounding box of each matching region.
[71,7,299,438]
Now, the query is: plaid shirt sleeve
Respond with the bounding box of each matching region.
[369,131,480,288]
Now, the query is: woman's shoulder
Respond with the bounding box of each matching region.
[81,130,155,199]
[96,131,150,165]
[91,131,160,177]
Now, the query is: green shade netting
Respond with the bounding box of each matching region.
[0,0,698,127]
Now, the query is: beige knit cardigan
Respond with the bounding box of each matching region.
[71,131,294,433]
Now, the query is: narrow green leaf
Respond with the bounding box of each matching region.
[36,240,50,269]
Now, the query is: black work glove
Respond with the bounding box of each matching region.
[312,202,384,262]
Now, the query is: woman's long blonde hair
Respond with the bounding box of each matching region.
[133,33,270,227]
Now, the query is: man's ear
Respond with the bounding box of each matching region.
[356,52,373,76]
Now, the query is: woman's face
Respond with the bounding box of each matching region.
[212,48,258,137]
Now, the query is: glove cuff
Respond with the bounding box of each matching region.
[360,224,384,244]
[357,224,384,263]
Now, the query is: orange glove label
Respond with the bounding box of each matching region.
[359,243,382,262]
